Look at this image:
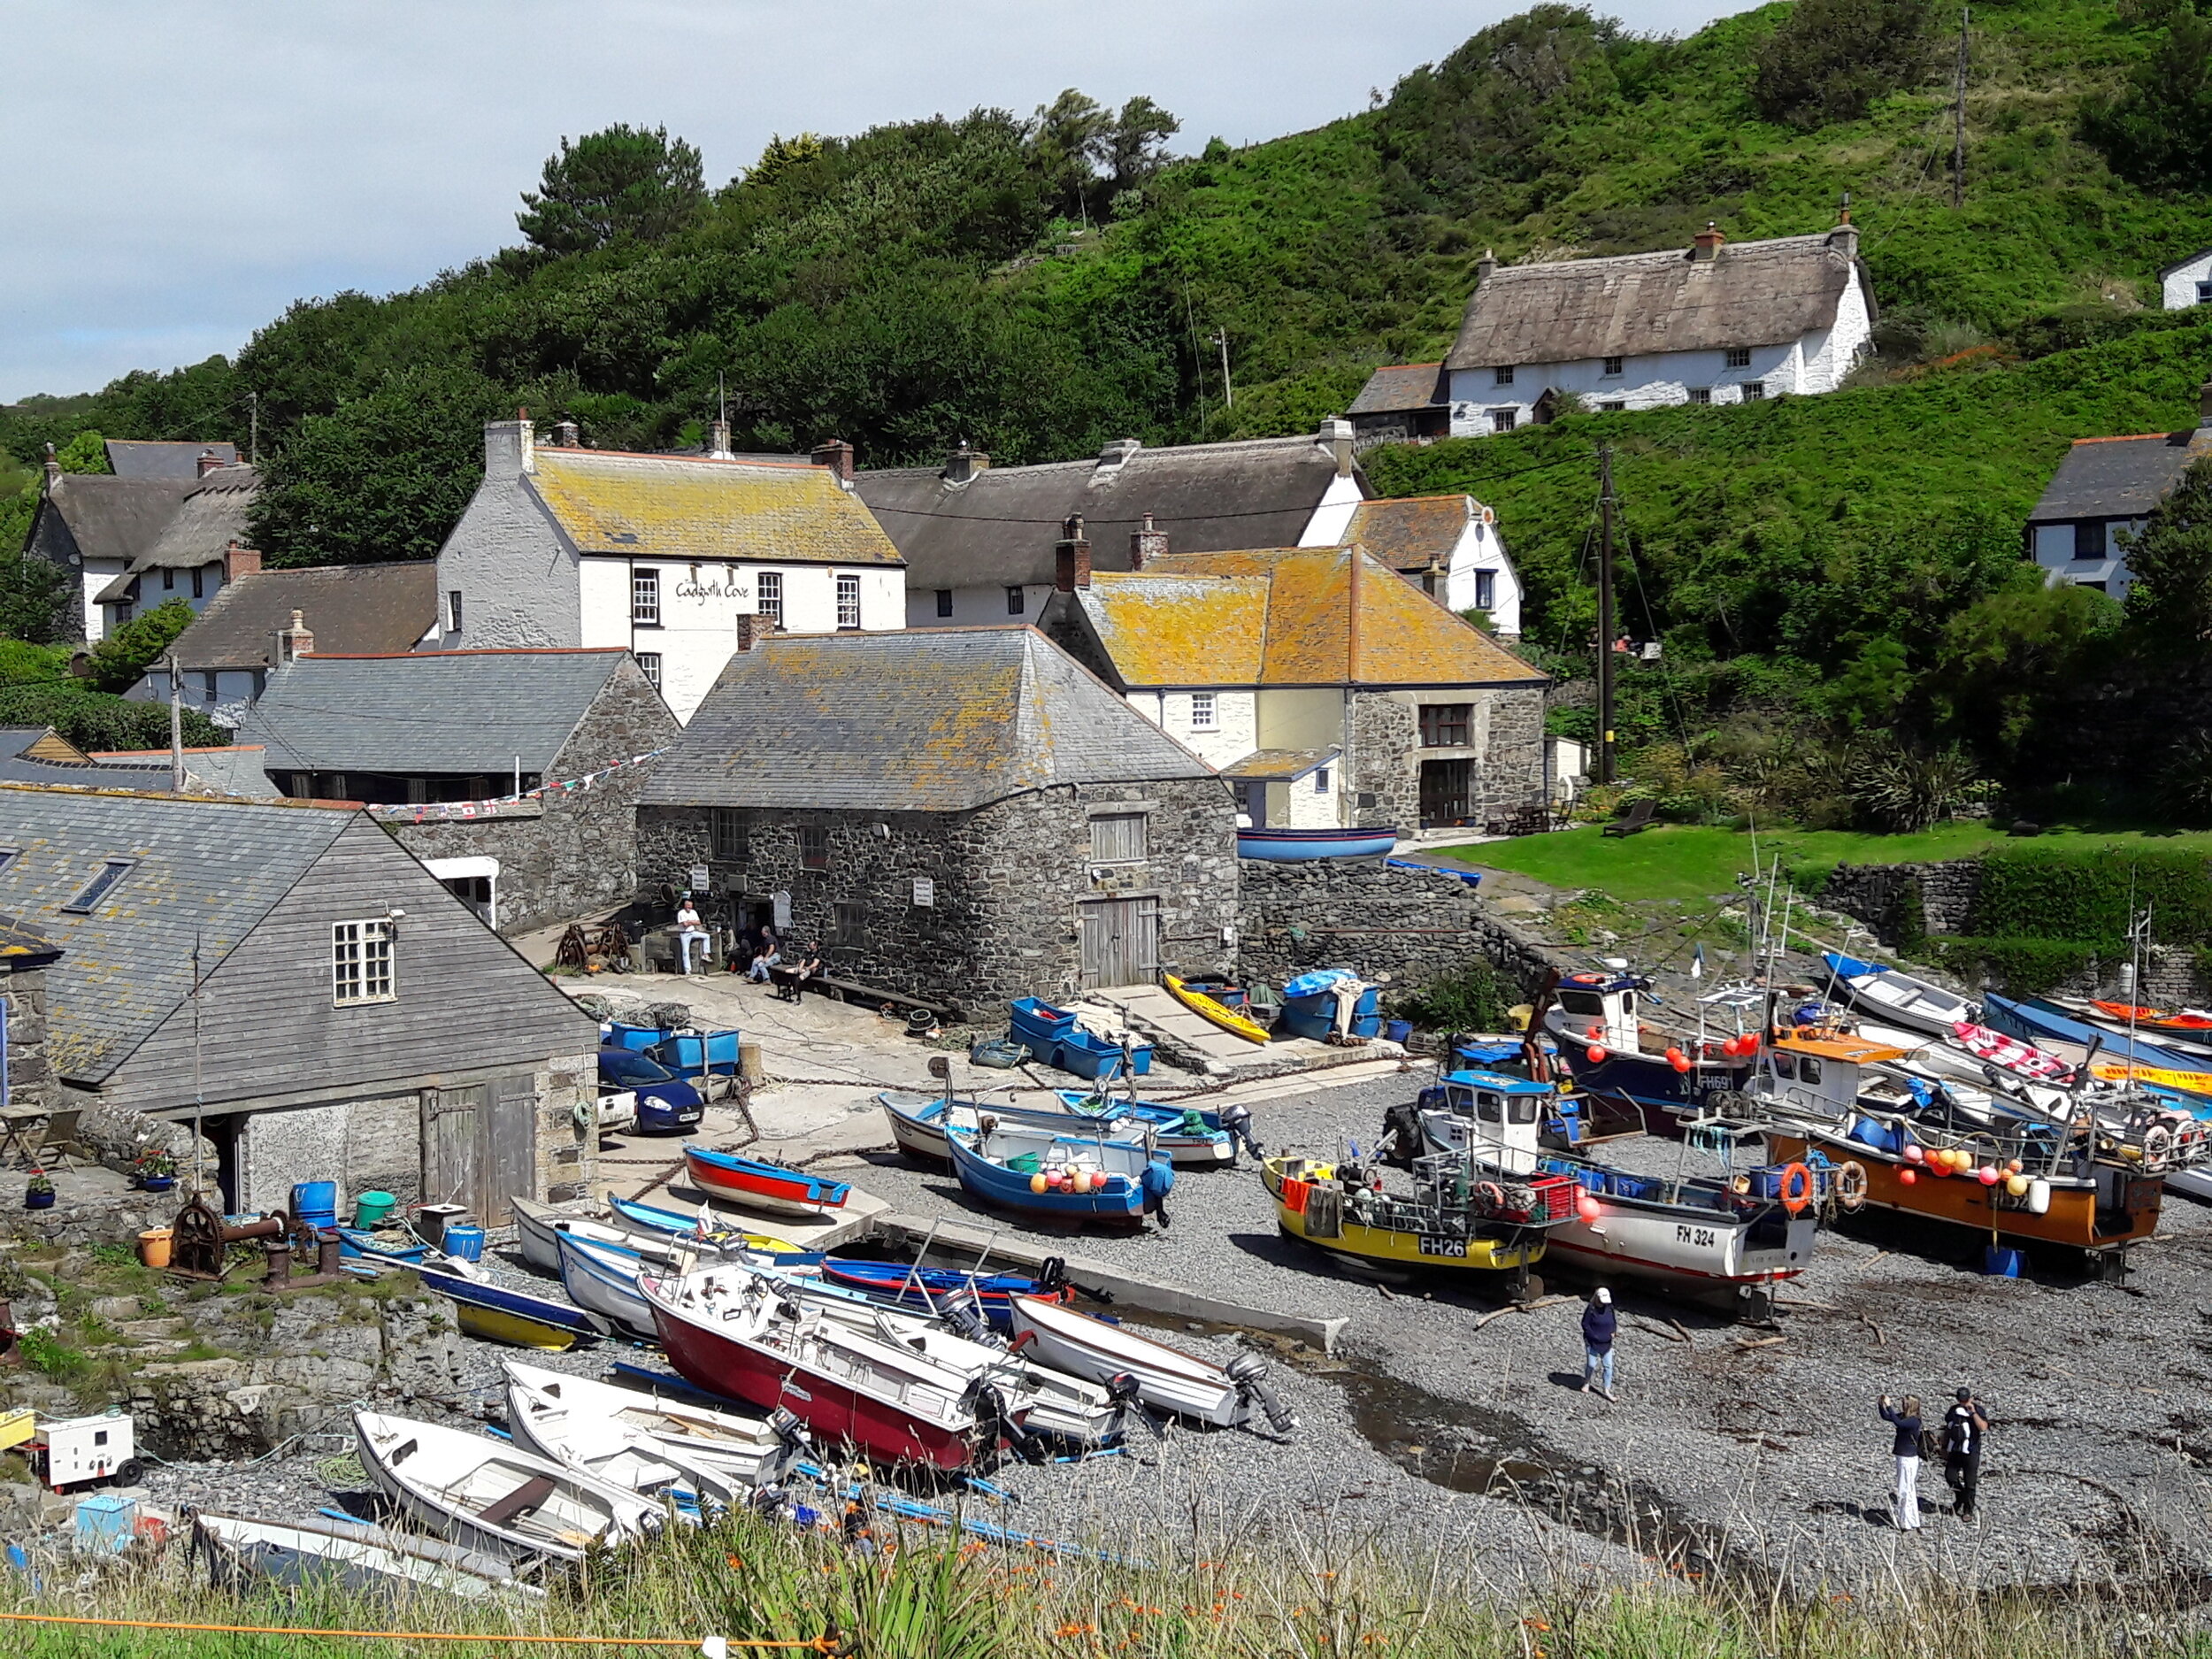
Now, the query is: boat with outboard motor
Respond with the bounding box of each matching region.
[1541,972,1763,1131]
[878,1087,1233,1169]
[1264,1149,1569,1286]
[1006,1294,1295,1433]
[1821,953,1979,1039]
[944,1113,1173,1226]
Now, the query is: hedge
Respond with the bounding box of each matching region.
[1921,934,2118,998]
[1970,847,2212,946]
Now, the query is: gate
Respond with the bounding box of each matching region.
[1079,896,1160,989]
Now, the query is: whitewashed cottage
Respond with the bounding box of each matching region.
[2162,248,2212,311]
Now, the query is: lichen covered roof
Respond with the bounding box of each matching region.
[1221,747,1337,781]
[1067,573,1271,686]
[529,451,902,566]
[1345,496,1479,574]
[1348,364,1447,416]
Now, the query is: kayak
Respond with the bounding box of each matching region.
[1163,972,1270,1045]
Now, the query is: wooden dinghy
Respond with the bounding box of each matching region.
[683,1147,850,1217]
[190,1510,525,1601]
[502,1360,798,1507]
[1005,1294,1294,1433]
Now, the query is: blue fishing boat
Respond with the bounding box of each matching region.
[334,1226,427,1266]
[603,1194,815,1259]
[1236,826,1399,862]
[1278,969,1383,1042]
[1008,997,1151,1079]
[879,1090,1231,1169]
[945,1117,1172,1226]
[1051,1089,1233,1166]
[417,1264,603,1350]
[1983,994,2212,1075]
[552,1231,658,1342]
[815,1260,1064,1329]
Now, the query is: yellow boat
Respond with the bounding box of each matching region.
[449,1303,583,1351]
[1266,1156,1551,1278]
[1163,973,1271,1045]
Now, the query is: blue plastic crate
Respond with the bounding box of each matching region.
[75,1495,136,1555]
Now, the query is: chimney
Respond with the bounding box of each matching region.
[273,609,314,665]
[942,443,989,485]
[1475,248,1497,286]
[1824,192,1859,261]
[1129,511,1167,571]
[553,419,580,448]
[810,438,855,487]
[1320,416,1356,478]
[1690,221,1725,262]
[707,419,734,460]
[41,442,58,495]
[1095,437,1141,472]
[484,416,535,479]
[196,448,227,480]
[735,612,762,652]
[1054,514,1092,592]
[222,541,261,582]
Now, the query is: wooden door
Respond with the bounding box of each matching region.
[1079,897,1160,989]
[483,1074,539,1228]
[421,1084,483,1212]
[1419,758,1474,828]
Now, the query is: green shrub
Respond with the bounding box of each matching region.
[1394,960,1518,1033]
[1748,0,1939,130]
[1922,933,2114,996]
[1970,845,2212,944]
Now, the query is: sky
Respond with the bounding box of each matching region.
[1,1,1752,404]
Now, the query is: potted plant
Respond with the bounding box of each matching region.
[134,1151,177,1194]
[24,1171,54,1211]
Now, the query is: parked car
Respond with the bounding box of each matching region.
[596,1046,704,1134]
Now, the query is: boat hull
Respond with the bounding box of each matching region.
[604,1194,805,1256]
[1275,1189,1543,1277]
[191,1512,518,1601]
[1236,826,1398,862]
[419,1267,599,1348]
[683,1148,849,1217]
[946,1125,1163,1224]
[553,1233,658,1342]
[1006,1295,1242,1426]
[882,1090,1232,1170]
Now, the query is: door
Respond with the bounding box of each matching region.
[485,1073,539,1228]
[422,1077,538,1225]
[1079,896,1160,989]
[421,1084,483,1213]
[1419,758,1475,828]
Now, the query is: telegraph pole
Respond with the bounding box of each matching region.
[1596,448,1617,786]
[1951,7,1970,210]
[1211,328,1233,409]
[167,650,185,791]
[248,391,258,465]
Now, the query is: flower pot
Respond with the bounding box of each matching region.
[139,1175,174,1194]
[24,1190,55,1211]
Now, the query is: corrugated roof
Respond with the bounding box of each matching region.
[642,627,1217,813]
[1445,232,1860,372]
[0,786,355,1082]
[104,441,237,480]
[856,434,1364,590]
[1345,496,1479,574]
[239,649,632,775]
[528,450,901,567]
[35,475,195,565]
[1348,364,1448,416]
[164,563,439,671]
[2028,431,2212,522]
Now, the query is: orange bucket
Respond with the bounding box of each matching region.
[138,1228,173,1270]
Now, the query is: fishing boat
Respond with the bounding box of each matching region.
[1005,1294,1295,1432]
[190,1511,526,1601]
[1234,825,1398,862]
[2044,995,2212,1061]
[640,1267,1031,1471]
[1162,972,1271,1044]
[1268,1151,1568,1285]
[604,1194,809,1256]
[816,1258,1070,1330]
[1277,969,1382,1042]
[944,1114,1172,1226]
[1821,953,1979,1039]
[552,1230,661,1342]
[1542,972,1760,1130]
[1983,993,2212,1075]
[1009,996,1153,1080]
[417,1263,603,1350]
[683,1147,850,1217]
[512,1198,701,1276]
[334,1226,428,1266]
[502,1361,798,1507]
[352,1410,661,1565]
[878,1089,1233,1170]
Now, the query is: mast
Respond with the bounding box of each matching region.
[1596,447,1617,786]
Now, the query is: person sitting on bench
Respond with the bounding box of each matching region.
[746,926,781,983]
[772,949,824,1002]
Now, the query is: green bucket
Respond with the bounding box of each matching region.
[353,1191,397,1229]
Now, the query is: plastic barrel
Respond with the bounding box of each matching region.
[353,1190,397,1229]
[291,1180,338,1230]
[442,1225,486,1263]
[1983,1244,2024,1278]
[1385,1018,1413,1045]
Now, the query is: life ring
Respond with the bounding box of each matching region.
[1834,1160,1870,1214]
[1778,1162,1815,1216]
[2144,1123,2173,1164]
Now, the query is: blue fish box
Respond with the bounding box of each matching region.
[76,1495,136,1555]
[1984,1245,2024,1278]
[1279,981,1383,1042]
[649,1029,741,1074]
[606,1022,670,1054]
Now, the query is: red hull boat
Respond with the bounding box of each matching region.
[682,1147,849,1218]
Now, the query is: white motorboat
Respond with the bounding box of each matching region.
[352,1410,661,1564]
[513,1198,700,1276]
[1823,953,1978,1039]
[554,1229,661,1342]
[1004,1294,1294,1432]
[190,1510,527,1601]
[502,1360,797,1506]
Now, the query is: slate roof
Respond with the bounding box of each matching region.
[643,627,1216,813]
[89,747,281,799]
[32,475,196,565]
[1348,364,1448,416]
[104,441,237,480]
[1446,232,1863,372]
[239,649,635,776]
[527,450,901,567]
[856,434,1366,590]
[163,564,439,671]
[2028,430,2212,522]
[1222,747,1337,782]
[1065,547,1545,689]
[1344,496,1481,574]
[2159,248,2212,278]
[0,728,168,789]
[0,915,61,967]
[0,786,356,1083]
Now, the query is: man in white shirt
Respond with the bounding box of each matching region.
[675,895,709,976]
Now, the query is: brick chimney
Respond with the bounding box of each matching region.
[484,416,535,479]
[196,448,227,480]
[222,541,261,582]
[1129,511,1167,571]
[810,438,855,487]
[1320,416,1356,478]
[1691,221,1725,262]
[273,609,314,664]
[735,612,764,652]
[1055,514,1092,592]
[1825,193,1858,262]
[942,443,989,485]
[553,419,580,448]
[41,442,58,495]
[1476,248,1497,287]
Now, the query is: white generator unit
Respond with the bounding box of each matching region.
[35,1412,140,1489]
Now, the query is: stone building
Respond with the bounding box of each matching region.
[638,626,1238,1005]
[0,918,61,1115]
[237,648,679,934]
[1040,523,1548,834]
[0,784,599,1221]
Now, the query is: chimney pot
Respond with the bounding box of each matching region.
[1691,221,1725,262]
[942,443,989,486]
[810,438,856,486]
[196,448,226,480]
[1129,511,1167,572]
[273,608,314,665]
[554,419,580,448]
[41,442,58,494]
[1055,513,1092,592]
[1476,248,1497,285]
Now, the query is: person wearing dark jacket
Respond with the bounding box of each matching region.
[1581,1287,1617,1398]
[1944,1387,1989,1519]
[1878,1394,1925,1531]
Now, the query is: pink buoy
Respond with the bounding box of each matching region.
[1977,1165,2000,1186]
[1902,1143,1924,1163]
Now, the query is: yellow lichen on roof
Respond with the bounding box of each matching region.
[531,451,902,565]
[1077,574,1269,687]
[1346,496,1477,573]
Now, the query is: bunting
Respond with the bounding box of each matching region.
[368,747,672,824]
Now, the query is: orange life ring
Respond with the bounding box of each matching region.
[1778,1161,1816,1216]
[1834,1160,1870,1214]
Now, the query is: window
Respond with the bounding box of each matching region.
[799,825,829,870]
[1493,365,1515,386]
[1006,585,1026,616]
[1687,387,1712,405]
[200,671,218,703]
[711,807,748,862]
[325,774,350,801]
[163,568,174,590]
[0,849,18,876]
[836,573,863,629]
[757,572,783,626]
[1313,767,1332,795]
[632,568,661,626]
[115,603,132,626]
[1489,410,1517,434]
[935,588,953,618]
[2200,280,2212,303]
[288,772,311,798]
[1741,380,1765,402]
[1599,401,1625,413]
[635,652,662,689]
[447,590,464,633]
[1601,355,1624,377]
[2074,520,2106,561]
[1724,346,1752,369]
[1189,693,1217,730]
[1090,812,1148,864]
[1420,703,1473,747]
[332,918,396,1005]
[1800,1056,1824,1085]
[833,901,865,946]
[191,566,204,599]
[1474,570,1496,611]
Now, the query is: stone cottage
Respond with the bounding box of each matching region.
[0,784,600,1222]
[638,626,1238,1004]
[1,917,61,1116]
[236,648,679,934]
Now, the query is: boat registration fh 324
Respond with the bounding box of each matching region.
[1676,1225,1717,1249]
[1417,1236,1468,1258]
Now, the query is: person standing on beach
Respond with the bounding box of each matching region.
[1581,1287,1617,1399]
[1944,1387,1988,1520]
[1878,1393,1925,1532]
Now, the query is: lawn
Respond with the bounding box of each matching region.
[1442,822,2212,904]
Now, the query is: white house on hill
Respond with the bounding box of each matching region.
[2162,249,2212,311]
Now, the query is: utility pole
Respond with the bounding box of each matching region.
[166,650,185,791]
[1211,328,1233,409]
[1596,447,1617,787]
[248,390,258,465]
[1951,6,1970,211]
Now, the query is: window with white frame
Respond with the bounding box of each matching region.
[1687,387,1712,405]
[1474,570,1496,611]
[636,651,662,688]
[447,589,464,633]
[1724,346,1752,368]
[632,568,661,626]
[332,918,396,1005]
[1090,813,1148,864]
[836,573,862,629]
[1490,410,1517,434]
[1313,767,1332,795]
[1741,381,1765,402]
[1189,692,1217,730]
[1601,356,1624,376]
[757,572,783,626]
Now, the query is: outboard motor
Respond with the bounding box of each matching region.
[1225,1351,1298,1436]
[964,1379,1049,1465]
[941,1287,1002,1348]
[1103,1369,1155,1442]
[1034,1256,1069,1296]
[1381,1101,1425,1165]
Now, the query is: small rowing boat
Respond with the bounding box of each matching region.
[879,1089,1232,1170]
[945,1115,1171,1226]
[552,1230,660,1342]
[683,1147,850,1217]
[603,1193,808,1256]
[190,1510,525,1601]
[1006,1294,1294,1432]
[1163,972,1271,1044]
[417,1264,602,1350]
[1822,953,1978,1040]
[503,1360,796,1507]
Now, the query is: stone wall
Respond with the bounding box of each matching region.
[1346,686,1548,833]
[1,958,51,1114]
[1819,859,1984,944]
[392,658,679,935]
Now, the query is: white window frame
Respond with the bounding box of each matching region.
[1687,387,1712,405]
[1724,346,1752,369]
[332,918,396,1006]
[1189,692,1217,731]
[1601,355,1624,377]
[1474,570,1496,611]
[1493,365,1514,387]
[636,651,662,689]
[757,571,783,626]
[836,572,863,630]
[632,568,662,626]
[1741,381,1765,402]
[447,589,464,633]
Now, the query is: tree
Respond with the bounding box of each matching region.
[1749,0,1938,130]
[54,429,110,473]
[1929,570,2119,763]
[1103,96,1180,195]
[1026,90,1180,221]
[516,124,707,256]
[2122,457,2212,647]
[0,549,65,644]
[2084,12,2212,189]
[83,599,195,694]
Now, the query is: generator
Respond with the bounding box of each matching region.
[30,1411,141,1490]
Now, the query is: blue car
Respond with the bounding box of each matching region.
[596,1045,704,1134]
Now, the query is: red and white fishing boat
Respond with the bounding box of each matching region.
[682,1147,849,1217]
[638,1266,1025,1471]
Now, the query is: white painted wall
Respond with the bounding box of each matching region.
[2031,518,2145,598]
[1296,472,1368,547]
[2164,251,2212,311]
[77,559,126,640]
[907,581,1056,628]
[103,563,228,640]
[434,470,584,651]
[132,664,264,727]
[1123,688,1258,771]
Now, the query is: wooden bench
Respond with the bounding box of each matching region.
[1601,799,1657,838]
[477,1473,558,1529]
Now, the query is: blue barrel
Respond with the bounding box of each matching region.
[291,1180,338,1230]
[1385,1018,1413,1045]
[442,1225,486,1263]
[1983,1244,2024,1278]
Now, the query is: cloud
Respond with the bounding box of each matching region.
[0,0,1749,402]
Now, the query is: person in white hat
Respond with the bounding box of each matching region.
[1580,1286,1617,1398]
